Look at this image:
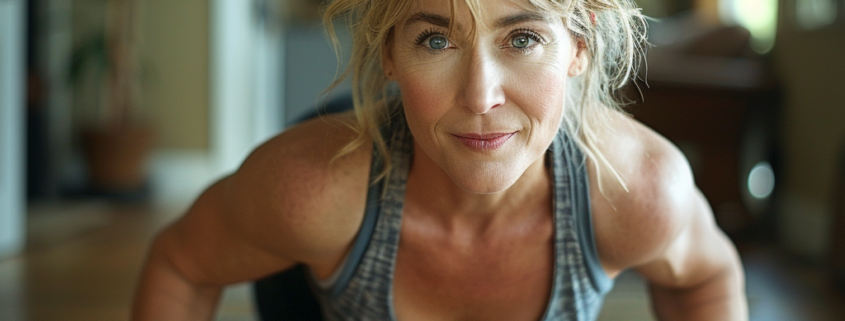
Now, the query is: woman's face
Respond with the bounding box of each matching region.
[384,0,587,193]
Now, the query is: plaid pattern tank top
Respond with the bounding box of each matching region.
[311,111,614,320]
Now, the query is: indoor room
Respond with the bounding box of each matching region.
[1,0,844,320]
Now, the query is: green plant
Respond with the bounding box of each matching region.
[67,0,142,129]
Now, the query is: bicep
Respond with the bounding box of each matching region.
[634,185,741,290]
[592,122,742,287]
[155,176,298,286]
[151,119,370,287]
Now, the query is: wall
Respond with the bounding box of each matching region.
[141,0,210,150]
[151,0,289,205]
[773,0,845,260]
[144,0,214,205]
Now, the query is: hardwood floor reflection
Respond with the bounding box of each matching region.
[0,202,842,320]
[0,202,255,321]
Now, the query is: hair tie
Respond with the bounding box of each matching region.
[590,12,597,25]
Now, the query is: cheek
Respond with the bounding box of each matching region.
[509,66,568,128]
[395,66,455,133]
[400,78,440,121]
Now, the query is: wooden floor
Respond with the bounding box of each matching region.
[0,201,843,320]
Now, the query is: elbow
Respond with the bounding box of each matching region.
[146,224,208,287]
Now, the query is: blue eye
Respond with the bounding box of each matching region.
[506,29,545,53]
[511,35,534,49]
[428,35,449,50]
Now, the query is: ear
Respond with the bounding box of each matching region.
[382,30,396,80]
[567,39,589,77]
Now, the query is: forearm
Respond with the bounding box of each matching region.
[648,260,748,321]
[132,239,222,320]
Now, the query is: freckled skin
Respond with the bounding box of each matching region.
[132,0,747,320]
[383,1,589,319]
[386,0,575,194]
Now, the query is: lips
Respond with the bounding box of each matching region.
[452,132,516,151]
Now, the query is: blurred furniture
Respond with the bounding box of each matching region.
[629,23,782,237]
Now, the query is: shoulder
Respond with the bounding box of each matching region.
[227,111,373,263]
[587,110,700,276]
[151,112,374,285]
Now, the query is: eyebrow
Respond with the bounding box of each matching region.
[494,12,547,28]
[404,12,451,28]
[403,11,547,29]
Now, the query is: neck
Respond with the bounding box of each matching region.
[405,142,551,226]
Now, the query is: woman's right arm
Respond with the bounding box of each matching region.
[131,175,297,320]
[131,115,372,320]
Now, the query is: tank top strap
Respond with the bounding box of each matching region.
[544,129,614,321]
[315,126,389,297]
[315,109,413,320]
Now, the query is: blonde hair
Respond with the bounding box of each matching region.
[322,0,648,189]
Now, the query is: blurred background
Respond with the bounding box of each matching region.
[0,0,844,320]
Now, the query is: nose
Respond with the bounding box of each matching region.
[459,50,506,115]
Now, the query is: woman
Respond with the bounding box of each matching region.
[133,0,748,320]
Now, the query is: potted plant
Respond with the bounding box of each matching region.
[68,0,153,195]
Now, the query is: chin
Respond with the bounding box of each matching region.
[446,162,525,194]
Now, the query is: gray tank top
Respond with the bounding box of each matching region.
[311,111,614,320]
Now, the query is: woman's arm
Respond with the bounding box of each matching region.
[133,236,223,320]
[131,177,297,320]
[635,188,747,321]
[131,114,372,320]
[591,114,748,321]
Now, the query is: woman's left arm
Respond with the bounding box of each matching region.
[591,116,748,321]
[634,186,748,321]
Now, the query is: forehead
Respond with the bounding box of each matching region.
[401,0,552,30]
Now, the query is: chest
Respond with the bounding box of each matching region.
[393,210,556,321]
